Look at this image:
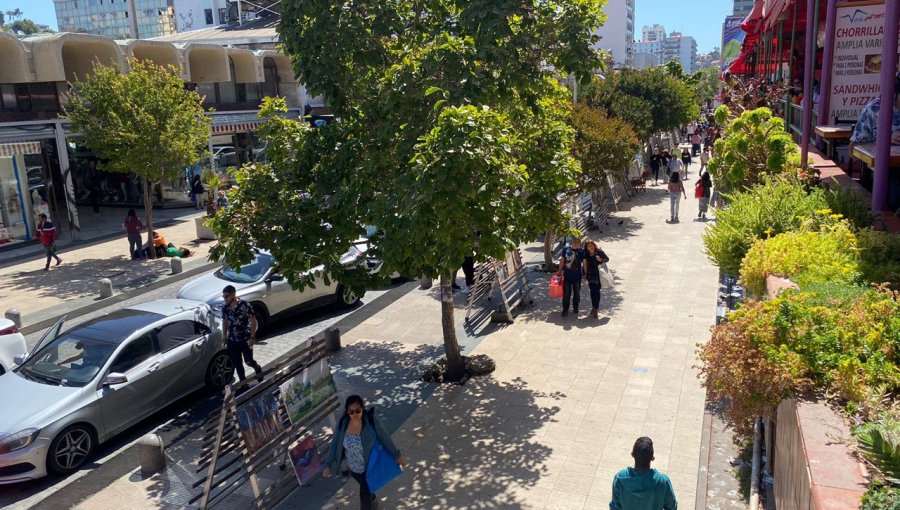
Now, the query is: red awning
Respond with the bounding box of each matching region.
[742,0,764,34]
[764,0,794,30]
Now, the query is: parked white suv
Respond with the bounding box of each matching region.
[0,318,27,375]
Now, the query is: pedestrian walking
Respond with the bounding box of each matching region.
[690,131,702,156]
[680,148,692,179]
[123,208,145,260]
[323,395,407,510]
[37,213,62,271]
[696,171,712,220]
[221,285,264,383]
[661,149,672,179]
[582,240,610,319]
[668,154,684,181]
[191,175,205,210]
[699,146,710,174]
[557,238,584,317]
[667,171,686,223]
[649,149,663,186]
[609,437,678,510]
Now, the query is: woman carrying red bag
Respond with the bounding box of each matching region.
[696,171,712,220]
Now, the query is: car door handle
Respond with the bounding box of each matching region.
[147,361,161,373]
[194,337,207,349]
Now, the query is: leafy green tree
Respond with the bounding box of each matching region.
[692,66,721,109]
[5,9,22,21]
[570,103,640,192]
[7,18,40,34]
[709,106,799,192]
[66,60,210,258]
[583,67,699,143]
[212,0,605,381]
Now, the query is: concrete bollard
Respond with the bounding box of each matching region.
[99,278,114,299]
[137,433,166,476]
[171,257,183,275]
[419,277,433,290]
[4,309,21,329]
[325,327,341,352]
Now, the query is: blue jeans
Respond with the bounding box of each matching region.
[669,192,681,219]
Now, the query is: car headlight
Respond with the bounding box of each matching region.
[210,301,224,315]
[0,428,40,454]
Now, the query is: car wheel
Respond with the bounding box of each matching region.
[205,351,234,390]
[47,425,95,475]
[0,364,5,376]
[251,303,269,333]
[336,285,363,307]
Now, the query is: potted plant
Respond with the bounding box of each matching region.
[195,169,227,240]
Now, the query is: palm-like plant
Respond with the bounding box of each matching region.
[201,169,227,217]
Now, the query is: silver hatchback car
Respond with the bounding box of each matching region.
[0,299,233,484]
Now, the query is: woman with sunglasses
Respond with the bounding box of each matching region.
[323,395,406,509]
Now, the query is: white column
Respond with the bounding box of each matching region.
[54,121,80,242]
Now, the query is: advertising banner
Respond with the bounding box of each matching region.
[722,16,746,72]
[828,1,899,123]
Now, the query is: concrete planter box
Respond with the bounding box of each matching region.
[195,216,216,240]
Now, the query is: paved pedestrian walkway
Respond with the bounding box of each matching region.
[0,209,215,326]
[45,184,718,510]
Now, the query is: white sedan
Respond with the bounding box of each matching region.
[0,318,27,375]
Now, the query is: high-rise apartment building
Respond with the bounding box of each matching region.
[55,0,177,39]
[663,31,698,73]
[733,0,754,17]
[592,0,635,69]
[642,24,666,43]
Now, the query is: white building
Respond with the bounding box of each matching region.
[634,40,663,58]
[591,0,635,69]
[733,0,754,17]
[663,32,698,73]
[642,24,666,43]
[632,52,660,70]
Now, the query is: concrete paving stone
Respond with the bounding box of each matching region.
[545,489,588,510]
[553,472,595,496]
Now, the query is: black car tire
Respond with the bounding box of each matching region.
[205,351,234,390]
[336,285,363,308]
[47,424,95,475]
[251,302,269,333]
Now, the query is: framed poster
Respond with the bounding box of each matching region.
[236,392,285,454]
[288,435,323,485]
[828,1,899,123]
[279,358,337,426]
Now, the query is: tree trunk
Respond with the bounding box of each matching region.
[543,229,555,272]
[439,273,466,382]
[144,177,156,260]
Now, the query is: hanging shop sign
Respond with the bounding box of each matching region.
[722,16,747,72]
[828,1,899,123]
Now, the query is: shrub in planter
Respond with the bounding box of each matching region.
[858,228,900,288]
[739,221,860,297]
[698,287,900,438]
[702,178,832,274]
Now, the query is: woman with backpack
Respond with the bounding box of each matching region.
[323,395,406,510]
[696,171,712,220]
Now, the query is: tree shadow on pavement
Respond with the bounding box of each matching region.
[278,339,562,509]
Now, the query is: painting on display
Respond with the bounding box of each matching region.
[828,1,899,123]
[288,435,323,486]
[236,392,285,454]
[279,358,337,426]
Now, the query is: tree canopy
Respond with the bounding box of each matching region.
[7,18,40,34]
[570,103,640,192]
[212,0,607,380]
[66,59,210,257]
[582,67,699,140]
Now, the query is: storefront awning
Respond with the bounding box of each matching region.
[0,141,42,156]
[742,0,765,34]
[211,122,262,134]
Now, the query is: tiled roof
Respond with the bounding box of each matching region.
[150,17,279,44]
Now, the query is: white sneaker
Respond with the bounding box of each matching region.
[461,285,470,294]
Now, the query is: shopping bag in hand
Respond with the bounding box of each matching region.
[549,273,564,298]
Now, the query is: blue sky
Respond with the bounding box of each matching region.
[4,0,731,53]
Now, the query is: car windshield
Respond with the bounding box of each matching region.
[20,334,117,387]
[216,253,275,283]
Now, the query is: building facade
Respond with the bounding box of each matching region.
[632,52,660,70]
[0,31,301,248]
[663,32,698,74]
[641,24,666,44]
[733,0,754,17]
[591,0,635,69]
[54,0,178,39]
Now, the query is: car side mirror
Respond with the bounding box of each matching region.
[267,273,285,282]
[13,354,27,366]
[104,373,128,386]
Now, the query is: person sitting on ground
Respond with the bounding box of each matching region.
[610,437,677,510]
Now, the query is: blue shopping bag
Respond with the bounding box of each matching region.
[365,439,402,493]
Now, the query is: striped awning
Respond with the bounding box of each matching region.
[0,141,42,156]
[211,122,261,134]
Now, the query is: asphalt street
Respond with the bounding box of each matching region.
[1,274,408,510]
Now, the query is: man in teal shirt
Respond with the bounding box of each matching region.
[610,437,678,510]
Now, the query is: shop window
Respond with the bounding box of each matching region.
[197,82,217,105]
[204,8,213,24]
[0,85,17,112]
